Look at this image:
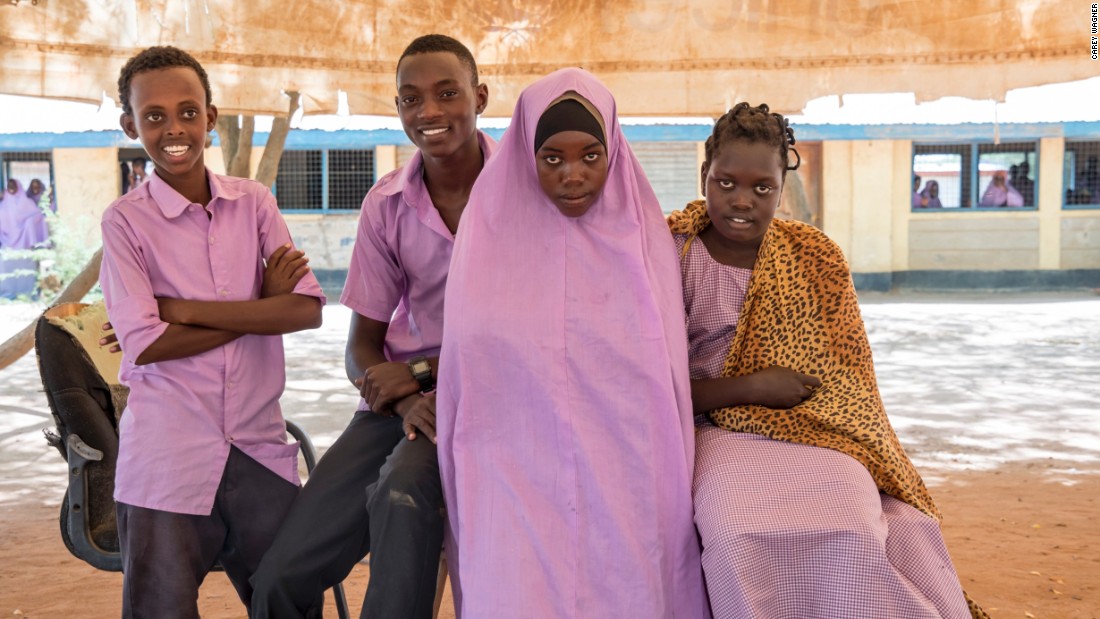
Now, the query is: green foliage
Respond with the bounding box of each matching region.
[0,190,100,303]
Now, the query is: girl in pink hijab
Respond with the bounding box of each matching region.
[979,170,1024,207]
[0,178,48,297]
[436,68,710,618]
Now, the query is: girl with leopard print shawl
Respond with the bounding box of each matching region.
[670,102,987,619]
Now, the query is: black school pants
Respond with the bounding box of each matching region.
[117,446,299,619]
[249,411,444,619]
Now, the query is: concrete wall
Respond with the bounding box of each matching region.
[821,140,898,275]
[908,216,1040,270]
[1061,216,1100,269]
[818,135,1099,288]
[284,213,359,272]
[52,146,120,246]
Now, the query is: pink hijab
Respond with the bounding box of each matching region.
[437,68,708,618]
[1,179,49,249]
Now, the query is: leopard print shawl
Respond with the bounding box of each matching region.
[669,200,988,618]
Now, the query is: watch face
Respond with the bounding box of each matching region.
[411,360,431,375]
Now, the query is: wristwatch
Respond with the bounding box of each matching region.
[408,355,435,392]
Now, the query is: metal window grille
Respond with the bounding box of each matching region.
[1,151,53,190]
[1064,141,1100,206]
[976,142,1037,208]
[632,142,699,214]
[274,150,323,210]
[327,150,374,211]
[274,149,373,212]
[912,144,970,208]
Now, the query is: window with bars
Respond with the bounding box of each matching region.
[1064,141,1100,207]
[911,142,1037,210]
[1,151,53,193]
[273,149,374,212]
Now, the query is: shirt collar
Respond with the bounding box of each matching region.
[148,167,246,218]
[375,130,496,204]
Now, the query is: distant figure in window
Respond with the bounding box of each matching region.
[980,171,1023,207]
[1074,155,1100,204]
[0,178,49,298]
[911,174,922,208]
[916,180,942,208]
[26,178,57,214]
[1011,161,1035,206]
[129,157,149,189]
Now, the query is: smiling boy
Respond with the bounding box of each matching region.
[250,34,493,619]
[99,46,325,617]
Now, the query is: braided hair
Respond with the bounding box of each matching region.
[118,46,212,116]
[704,102,801,177]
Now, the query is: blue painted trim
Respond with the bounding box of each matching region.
[969,146,980,207]
[0,131,137,149]
[890,269,1100,291]
[6,121,1100,150]
[320,150,330,211]
[1062,203,1100,210]
[909,207,1038,213]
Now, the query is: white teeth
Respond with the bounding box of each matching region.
[163,145,189,156]
[421,128,448,136]
[732,218,749,223]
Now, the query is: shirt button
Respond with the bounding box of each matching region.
[220,289,228,296]
[209,236,215,244]
[226,435,234,442]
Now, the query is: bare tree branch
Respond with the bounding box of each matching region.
[0,248,103,370]
[215,116,240,173]
[255,91,300,189]
[231,116,255,178]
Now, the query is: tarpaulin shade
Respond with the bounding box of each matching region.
[1,0,1095,117]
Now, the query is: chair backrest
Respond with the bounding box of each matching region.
[35,301,126,565]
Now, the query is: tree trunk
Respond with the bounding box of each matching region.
[215,115,255,178]
[255,91,300,188]
[0,248,103,370]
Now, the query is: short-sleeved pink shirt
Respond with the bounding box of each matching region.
[340,131,495,410]
[99,169,326,515]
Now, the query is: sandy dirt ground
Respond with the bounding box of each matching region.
[1,294,1098,619]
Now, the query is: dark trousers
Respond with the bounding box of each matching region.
[117,446,299,619]
[250,411,444,619]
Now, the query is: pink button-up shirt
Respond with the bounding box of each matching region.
[340,131,495,411]
[100,169,326,515]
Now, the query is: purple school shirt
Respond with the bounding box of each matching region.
[340,131,495,411]
[99,169,326,515]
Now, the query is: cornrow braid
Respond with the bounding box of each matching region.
[704,102,801,176]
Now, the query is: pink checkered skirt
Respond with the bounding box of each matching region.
[693,426,971,619]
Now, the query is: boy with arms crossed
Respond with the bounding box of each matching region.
[100,46,325,617]
[250,34,493,619]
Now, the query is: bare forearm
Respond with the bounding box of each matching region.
[135,324,241,365]
[164,294,322,335]
[690,376,758,414]
[346,340,388,385]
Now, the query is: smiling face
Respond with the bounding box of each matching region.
[535,130,609,218]
[701,138,784,251]
[119,66,216,200]
[28,179,43,195]
[7,179,18,194]
[395,52,487,162]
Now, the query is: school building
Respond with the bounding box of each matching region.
[2,120,1098,294]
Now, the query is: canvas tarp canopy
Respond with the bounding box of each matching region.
[1,0,1095,117]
